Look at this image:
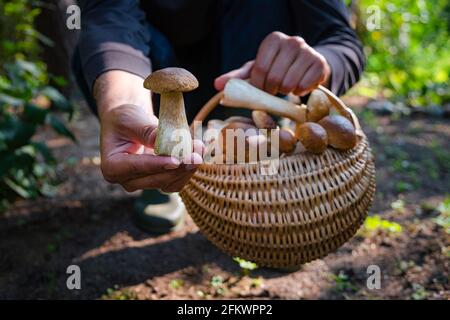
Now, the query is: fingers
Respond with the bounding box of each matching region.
[294,62,323,96]
[294,52,330,96]
[250,32,285,90]
[181,152,203,170]
[101,153,181,183]
[160,166,197,192]
[214,32,330,97]
[264,39,299,95]
[102,105,159,150]
[120,151,202,192]
[244,32,331,96]
[128,114,158,148]
[121,166,197,193]
[214,61,254,91]
[280,54,310,95]
[192,139,205,158]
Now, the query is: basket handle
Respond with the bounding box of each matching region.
[190,84,362,133]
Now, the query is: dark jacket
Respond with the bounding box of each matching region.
[75,0,365,121]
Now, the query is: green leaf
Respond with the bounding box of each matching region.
[363,215,402,233]
[4,177,32,198]
[47,114,76,142]
[233,257,258,271]
[52,76,68,87]
[24,103,48,124]
[31,142,55,164]
[0,116,36,150]
[40,86,70,111]
[0,93,23,106]
[15,60,41,78]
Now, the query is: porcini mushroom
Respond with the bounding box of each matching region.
[144,68,198,159]
[318,115,357,150]
[306,89,330,122]
[252,110,277,129]
[224,116,255,125]
[221,79,308,123]
[277,128,297,154]
[219,122,258,163]
[295,122,328,154]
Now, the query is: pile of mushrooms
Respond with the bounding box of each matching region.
[144,68,357,164]
[218,79,357,157]
[206,112,297,163]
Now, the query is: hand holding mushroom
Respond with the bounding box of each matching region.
[94,69,203,193]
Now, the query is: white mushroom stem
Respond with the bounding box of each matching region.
[221,79,307,123]
[155,92,192,159]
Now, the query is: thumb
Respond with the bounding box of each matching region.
[214,60,254,91]
[128,113,159,148]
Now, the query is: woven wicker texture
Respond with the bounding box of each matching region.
[180,89,376,268]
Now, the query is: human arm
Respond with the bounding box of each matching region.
[77,0,202,192]
[94,71,202,193]
[215,0,364,97]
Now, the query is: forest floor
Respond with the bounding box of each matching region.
[0,98,449,300]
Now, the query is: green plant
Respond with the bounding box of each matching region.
[0,0,74,211]
[169,279,184,290]
[233,257,258,276]
[332,271,357,292]
[354,0,450,107]
[210,275,226,295]
[433,197,450,234]
[102,286,137,300]
[0,0,50,64]
[363,215,402,233]
[390,199,405,211]
[394,181,414,193]
[411,283,429,300]
[0,59,74,210]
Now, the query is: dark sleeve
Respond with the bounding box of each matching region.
[77,0,152,92]
[291,0,365,96]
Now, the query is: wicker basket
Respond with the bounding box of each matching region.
[180,87,375,268]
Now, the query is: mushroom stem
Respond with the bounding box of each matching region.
[221,79,307,123]
[155,92,192,159]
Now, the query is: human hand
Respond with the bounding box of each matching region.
[99,104,203,193]
[215,31,331,96]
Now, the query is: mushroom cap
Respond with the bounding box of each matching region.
[278,128,297,154]
[224,116,255,125]
[307,89,330,122]
[296,122,328,154]
[144,67,199,93]
[252,110,277,129]
[318,115,356,150]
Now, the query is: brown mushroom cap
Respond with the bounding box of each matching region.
[318,115,356,150]
[252,110,277,129]
[224,116,255,125]
[144,67,199,93]
[296,122,328,154]
[307,89,330,122]
[219,122,258,163]
[278,128,297,154]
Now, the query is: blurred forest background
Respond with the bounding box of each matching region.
[0,0,448,300]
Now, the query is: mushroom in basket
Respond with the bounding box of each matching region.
[220,79,357,154]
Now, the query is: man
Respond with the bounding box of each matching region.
[73,0,364,234]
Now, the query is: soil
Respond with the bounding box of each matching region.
[0,99,449,300]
